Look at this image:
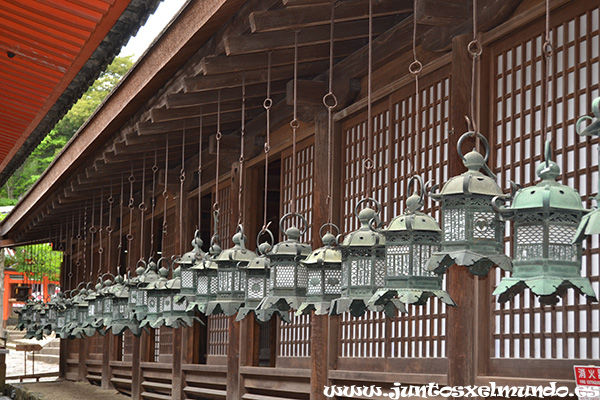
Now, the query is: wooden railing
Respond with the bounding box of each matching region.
[182,364,227,399]
[140,362,172,400]
[111,361,133,396]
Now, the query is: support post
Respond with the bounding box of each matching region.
[101,334,112,389]
[447,33,478,395]
[172,328,183,400]
[131,334,142,400]
[226,317,240,400]
[77,337,88,381]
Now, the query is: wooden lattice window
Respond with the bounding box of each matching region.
[491,4,600,359]
[207,315,229,356]
[213,183,231,245]
[340,71,451,358]
[279,312,311,357]
[122,330,133,362]
[280,139,314,243]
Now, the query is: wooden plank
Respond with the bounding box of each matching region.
[183,386,226,399]
[249,0,411,33]
[201,40,363,76]
[285,80,327,108]
[186,62,328,92]
[140,391,171,400]
[225,17,398,55]
[415,0,469,25]
[151,97,265,123]
[168,82,287,107]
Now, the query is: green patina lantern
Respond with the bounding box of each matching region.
[207,225,255,316]
[129,259,160,322]
[330,199,387,317]
[142,260,200,329]
[237,230,290,322]
[426,131,512,276]
[70,285,93,338]
[174,230,216,314]
[257,213,312,316]
[369,176,455,316]
[55,292,74,339]
[140,257,172,329]
[296,223,343,316]
[107,274,144,336]
[574,97,600,243]
[16,297,35,332]
[492,140,597,305]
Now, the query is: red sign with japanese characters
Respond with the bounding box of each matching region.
[575,366,600,387]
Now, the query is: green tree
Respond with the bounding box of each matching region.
[0,56,134,202]
[5,244,62,282]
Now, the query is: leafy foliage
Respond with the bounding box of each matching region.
[5,244,62,282]
[0,56,134,202]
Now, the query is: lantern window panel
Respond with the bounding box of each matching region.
[148,296,158,313]
[181,270,194,289]
[548,225,578,261]
[443,208,466,241]
[197,275,209,294]
[274,264,296,287]
[307,270,321,295]
[104,299,112,313]
[413,244,436,277]
[387,245,410,276]
[516,225,544,261]
[248,277,265,299]
[324,269,342,294]
[472,211,497,240]
[172,298,187,311]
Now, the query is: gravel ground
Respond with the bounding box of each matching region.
[10,381,130,400]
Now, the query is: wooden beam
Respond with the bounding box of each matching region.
[185,61,329,92]
[415,0,469,25]
[249,0,411,32]
[209,133,241,154]
[201,39,363,76]
[224,16,398,55]
[286,80,328,107]
[151,97,265,123]
[168,81,287,107]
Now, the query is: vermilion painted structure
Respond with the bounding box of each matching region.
[2,269,59,325]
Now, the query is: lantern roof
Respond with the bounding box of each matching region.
[437,150,504,197]
[342,207,385,247]
[215,226,256,264]
[270,226,312,257]
[511,159,585,212]
[302,233,342,265]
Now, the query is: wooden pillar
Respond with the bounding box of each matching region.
[77,337,88,381]
[226,317,240,400]
[172,328,183,400]
[447,33,478,394]
[101,334,113,389]
[131,334,142,400]
[309,110,342,399]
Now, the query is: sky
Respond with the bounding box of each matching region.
[119,0,188,61]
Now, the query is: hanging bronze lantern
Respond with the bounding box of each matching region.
[174,230,214,314]
[237,230,290,322]
[16,297,35,332]
[70,285,92,339]
[426,131,512,276]
[330,199,388,317]
[369,176,455,315]
[140,257,172,329]
[296,224,343,316]
[207,225,255,316]
[257,214,312,316]
[129,258,160,322]
[574,97,600,242]
[492,141,597,305]
[107,274,144,336]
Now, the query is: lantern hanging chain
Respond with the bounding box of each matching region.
[542,0,553,163]
[69,213,74,290]
[118,172,124,272]
[162,136,170,253]
[98,187,104,278]
[180,122,186,256]
[83,203,88,282]
[151,147,158,256]
[107,180,114,275]
[140,154,147,259]
[467,0,483,151]
[238,75,245,226]
[365,0,374,196]
[290,29,301,215]
[198,111,203,232]
[128,163,135,269]
[89,194,95,280]
[262,51,273,233]
[214,90,222,215]
[324,0,338,227]
[409,0,422,173]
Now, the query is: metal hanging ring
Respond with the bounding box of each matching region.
[89,226,97,234]
[408,60,423,75]
[126,233,134,241]
[128,175,135,183]
[542,41,553,57]
[263,98,273,110]
[457,130,490,163]
[363,158,374,171]
[215,131,222,141]
[322,92,338,109]
[319,222,340,239]
[354,197,381,219]
[289,118,300,130]
[407,175,425,204]
[152,165,159,173]
[106,226,113,234]
[98,247,104,254]
[108,196,114,204]
[138,203,148,212]
[467,40,483,58]
[279,212,308,236]
[256,228,275,254]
